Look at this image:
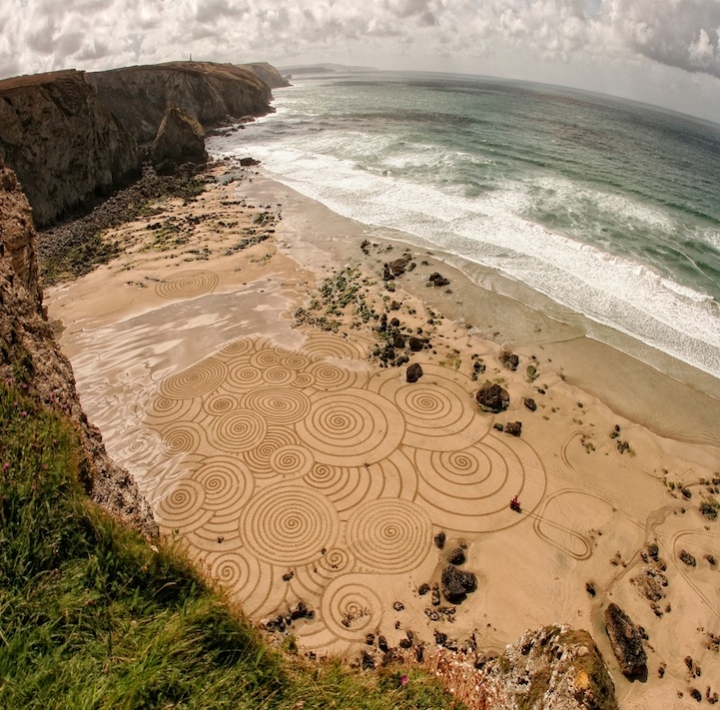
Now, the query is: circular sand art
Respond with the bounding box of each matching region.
[144,333,545,651]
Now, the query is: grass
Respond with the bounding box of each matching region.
[0,385,462,709]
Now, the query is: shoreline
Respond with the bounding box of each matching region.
[45,159,720,709]
[246,168,720,448]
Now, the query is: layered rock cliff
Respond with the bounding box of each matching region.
[0,155,157,537]
[0,70,142,228]
[90,61,284,147]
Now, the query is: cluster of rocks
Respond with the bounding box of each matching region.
[632,543,671,616]
[261,600,315,635]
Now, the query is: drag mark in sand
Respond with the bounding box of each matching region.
[143,331,548,652]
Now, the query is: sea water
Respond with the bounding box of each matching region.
[210,72,720,379]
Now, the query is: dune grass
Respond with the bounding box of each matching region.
[0,385,462,709]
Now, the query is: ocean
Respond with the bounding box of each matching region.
[210,72,720,380]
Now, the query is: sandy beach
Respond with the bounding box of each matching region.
[45,158,720,709]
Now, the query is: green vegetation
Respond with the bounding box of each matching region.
[0,385,460,709]
[41,232,122,285]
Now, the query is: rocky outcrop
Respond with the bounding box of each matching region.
[604,603,647,677]
[0,155,157,538]
[0,70,142,227]
[481,626,618,709]
[90,61,278,146]
[245,62,291,89]
[151,105,208,173]
[476,381,510,412]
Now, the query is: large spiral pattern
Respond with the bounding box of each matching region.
[223,358,264,392]
[155,478,213,532]
[190,456,253,522]
[320,575,384,641]
[346,499,432,573]
[160,358,228,399]
[155,270,219,299]
[209,410,267,453]
[295,390,404,465]
[160,421,204,455]
[241,388,311,425]
[270,445,315,479]
[240,483,339,566]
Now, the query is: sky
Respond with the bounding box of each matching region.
[3,0,720,123]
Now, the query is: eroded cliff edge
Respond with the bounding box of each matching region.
[0,61,288,228]
[0,154,157,537]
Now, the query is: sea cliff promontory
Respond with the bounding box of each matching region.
[0,61,288,227]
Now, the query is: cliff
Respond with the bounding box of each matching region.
[89,61,283,146]
[0,155,157,537]
[0,70,142,228]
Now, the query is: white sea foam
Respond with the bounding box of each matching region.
[210,118,720,379]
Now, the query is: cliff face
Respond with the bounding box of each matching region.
[0,155,157,538]
[245,62,291,89]
[90,61,280,146]
[0,70,141,228]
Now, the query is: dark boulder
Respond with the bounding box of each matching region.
[505,421,522,437]
[604,602,647,677]
[428,272,450,287]
[441,565,477,603]
[392,333,406,349]
[679,549,697,566]
[408,336,424,352]
[499,350,519,371]
[151,104,208,169]
[434,531,446,549]
[523,397,537,412]
[448,547,466,565]
[384,254,412,280]
[239,156,260,166]
[406,363,423,383]
[475,382,509,413]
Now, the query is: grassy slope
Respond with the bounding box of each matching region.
[0,386,463,709]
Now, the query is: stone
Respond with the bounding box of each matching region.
[448,547,466,565]
[434,531,446,549]
[441,564,477,603]
[499,350,519,371]
[505,421,522,437]
[418,583,430,596]
[406,363,423,383]
[378,635,389,653]
[604,602,647,677]
[475,382,509,413]
[383,254,412,279]
[428,272,450,287]
[151,104,208,169]
[523,397,537,412]
[408,336,424,352]
[679,549,697,566]
[239,156,260,166]
[392,333,406,349]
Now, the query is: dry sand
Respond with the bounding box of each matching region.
[46,159,720,709]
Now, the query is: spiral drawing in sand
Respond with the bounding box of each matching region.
[240,483,340,566]
[144,331,551,652]
[155,270,219,299]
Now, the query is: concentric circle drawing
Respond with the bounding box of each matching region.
[155,478,213,532]
[295,389,405,465]
[270,445,315,479]
[160,421,205,455]
[262,365,296,386]
[155,270,219,299]
[251,349,283,369]
[208,410,268,453]
[320,575,384,641]
[190,456,254,523]
[242,426,298,478]
[414,434,546,532]
[307,361,367,391]
[160,358,228,399]
[346,499,432,573]
[223,357,264,392]
[374,366,490,450]
[240,483,339,566]
[202,392,239,417]
[301,333,368,361]
[241,388,311,425]
[145,394,197,426]
[220,338,255,357]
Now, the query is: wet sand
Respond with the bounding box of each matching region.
[46,160,720,709]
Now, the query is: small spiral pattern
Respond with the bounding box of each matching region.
[320,576,384,640]
[308,362,364,391]
[242,427,298,478]
[240,483,339,566]
[251,349,283,369]
[220,339,255,357]
[346,499,432,573]
[155,478,212,532]
[155,270,220,299]
[270,445,315,479]
[208,410,267,453]
[242,388,311,425]
[223,358,264,392]
[160,421,204,455]
[190,456,253,521]
[145,395,195,426]
[262,366,296,386]
[160,358,228,399]
[202,392,239,417]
